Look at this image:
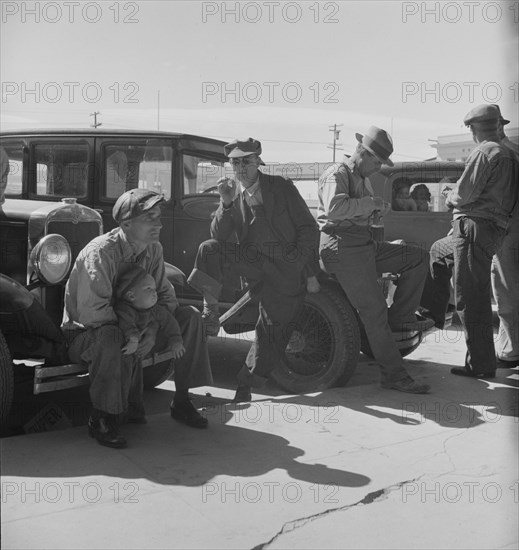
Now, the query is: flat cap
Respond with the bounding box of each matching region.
[224,137,262,158]
[463,104,500,126]
[490,104,511,125]
[112,188,164,224]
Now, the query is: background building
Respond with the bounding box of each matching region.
[430,127,519,161]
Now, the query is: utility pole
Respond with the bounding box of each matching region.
[90,111,102,128]
[328,124,343,161]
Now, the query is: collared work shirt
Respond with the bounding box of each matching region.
[446,140,518,229]
[317,156,377,232]
[240,177,262,206]
[62,227,178,330]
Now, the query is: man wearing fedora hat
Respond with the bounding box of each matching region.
[318,126,433,394]
[187,137,320,402]
[62,188,213,448]
[421,104,518,378]
[491,106,519,368]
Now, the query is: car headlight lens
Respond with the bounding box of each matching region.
[30,234,72,284]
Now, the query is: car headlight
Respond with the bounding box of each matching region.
[30,234,72,284]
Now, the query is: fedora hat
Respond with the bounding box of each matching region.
[355,126,394,166]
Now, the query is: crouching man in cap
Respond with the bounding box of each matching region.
[62,189,213,448]
[188,137,320,402]
[420,104,518,378]
[318,126,433,394]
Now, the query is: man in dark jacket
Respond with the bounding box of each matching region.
[188,138,320,402]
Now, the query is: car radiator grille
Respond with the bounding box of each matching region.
[47,221,100,263]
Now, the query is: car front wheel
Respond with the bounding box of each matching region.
[271,284,361,393]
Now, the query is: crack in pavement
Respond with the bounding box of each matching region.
[251,477,421,550]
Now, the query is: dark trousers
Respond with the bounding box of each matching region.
[320,228,428,382]
[189,239,306,387]
[452,217,505,374]
[420,235,455,328]
[67,306,213,415]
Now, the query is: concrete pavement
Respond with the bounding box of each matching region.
[1,325,518,549]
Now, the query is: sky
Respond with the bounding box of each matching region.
[1,0,518,162]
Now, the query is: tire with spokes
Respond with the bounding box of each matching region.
[271,284,360,393]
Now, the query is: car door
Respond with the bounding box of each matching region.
[380,163,465,250]
[173,137,229,302]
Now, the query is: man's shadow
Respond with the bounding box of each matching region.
[2,408,371,490]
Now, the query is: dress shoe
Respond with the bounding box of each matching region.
[170,400,208,428]
[450,367,495,379]
[232,383,252,403]
[382,376,431,394]
[496,357,519,368]
[88,417,127,449]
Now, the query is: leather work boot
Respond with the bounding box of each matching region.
[202,304,221,337]
[496,357,519,368]
[88,417,127,448]
[170,400,208,428]
[450,367,495,379]
[232,383,252,403]
[390,314,436,333]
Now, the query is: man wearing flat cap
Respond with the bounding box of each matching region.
[318,126,433,394]
[421,104,518,378]
[62,188,213,448]
[188,137,320,402]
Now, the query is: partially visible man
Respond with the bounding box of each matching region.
[63,189,212,448]
[421,104,517,378]
[188,138,320,402]
[318,126,433,394]
[491,106,519,368]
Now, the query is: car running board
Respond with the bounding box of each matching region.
[33,349,175,394]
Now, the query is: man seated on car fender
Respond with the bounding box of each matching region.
[62,189,213,449]
[318,126,433,394]
[187,137,320,403]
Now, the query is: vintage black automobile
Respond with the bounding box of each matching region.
[0,129,461,427]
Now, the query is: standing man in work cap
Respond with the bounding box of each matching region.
[317,125,433,394]
[63,188,213,448]
[187,137,320,402]
[421,104,518,378]
[490,105,519,368]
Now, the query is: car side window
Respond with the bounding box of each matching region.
[103,141,173,200]
[1,141,24,200]
[182,154,230,195]
[33,142,90,198]
[391,178,455,213]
